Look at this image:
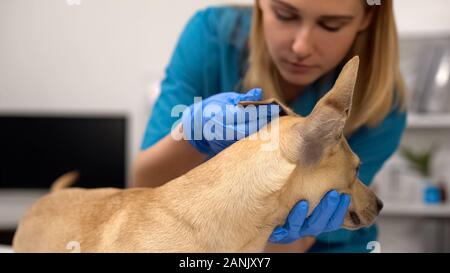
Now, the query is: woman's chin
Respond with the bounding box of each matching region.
[280,70,320,88]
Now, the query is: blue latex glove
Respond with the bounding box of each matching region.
[269,190,351,244]
[181,88,281,156]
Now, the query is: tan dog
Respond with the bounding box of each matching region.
[13,56,382,253]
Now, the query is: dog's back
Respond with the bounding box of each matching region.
[13,181,207,253]
[13,187,121,252]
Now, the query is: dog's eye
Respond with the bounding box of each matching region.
[355,165,360,177]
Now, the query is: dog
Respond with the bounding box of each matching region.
[13,56,383,253]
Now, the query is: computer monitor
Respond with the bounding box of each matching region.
[0,115,127,189]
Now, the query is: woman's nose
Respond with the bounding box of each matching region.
[291,27,314,59]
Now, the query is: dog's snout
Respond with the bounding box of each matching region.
[376,198,383,213]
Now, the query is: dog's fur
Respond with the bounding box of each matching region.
[13,56,382,253]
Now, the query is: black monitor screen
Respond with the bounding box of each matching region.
[0,115,127,189]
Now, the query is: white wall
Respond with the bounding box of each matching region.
[1,0,450,184]
[395,0,450,36]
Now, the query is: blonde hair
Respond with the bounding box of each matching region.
[243,0,406,136]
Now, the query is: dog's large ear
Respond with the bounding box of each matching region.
[295,56,359,165]
[238,98,299,117]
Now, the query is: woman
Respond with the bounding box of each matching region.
[133,0,407,253]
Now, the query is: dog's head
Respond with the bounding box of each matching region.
[240,56,382,230]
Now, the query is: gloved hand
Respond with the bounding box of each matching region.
[181,88,281,156]
[269,190,351,244]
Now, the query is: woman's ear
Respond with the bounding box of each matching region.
[358,8,375,32]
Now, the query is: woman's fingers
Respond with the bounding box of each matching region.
[285,201,309,239]
[236,88,263,103]
[302,190,340,236]
[268,200,308,243]
[269,191,350,243]
[324,194,351,232]
[269,226,289,242]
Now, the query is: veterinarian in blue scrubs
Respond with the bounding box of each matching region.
[134,0,407,253]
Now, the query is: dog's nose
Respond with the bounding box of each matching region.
[376,198,384,213]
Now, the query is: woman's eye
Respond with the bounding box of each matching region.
[274,9,297,21]
[319,23,342,32]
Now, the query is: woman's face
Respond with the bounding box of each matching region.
[259,0,372,87]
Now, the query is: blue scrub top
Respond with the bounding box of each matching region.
[141,6,407,253]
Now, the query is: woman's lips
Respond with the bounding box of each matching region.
[283,60,318,74]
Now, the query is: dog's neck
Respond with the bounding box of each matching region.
[158,136,299,252]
